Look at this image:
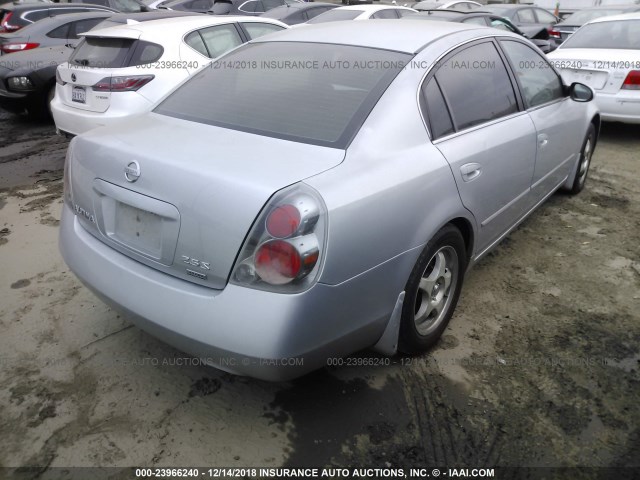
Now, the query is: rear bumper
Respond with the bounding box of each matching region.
[59,204,415,381]
[51,86,154,136]
[595,91,640,124]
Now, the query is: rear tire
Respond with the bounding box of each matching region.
[398,224,467,354]
[566,124,596,195]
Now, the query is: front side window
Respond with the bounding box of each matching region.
[432,41,518,131]
[307,9,363,23]
[535,8,557,24]
[155,42,410,148]
[262,0,283,11]
[500,40,563,108]
[516,8,535,23]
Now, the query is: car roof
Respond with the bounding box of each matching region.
[333,4,414,12]
[85,14,286,38]
[266,2,334,11]
[587,11,640,23]
[102,10,198,22]
[3,2,113,11]
[252,18,489,54]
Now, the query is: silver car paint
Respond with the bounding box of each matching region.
[60,22,599,380]
[68,118,345,289]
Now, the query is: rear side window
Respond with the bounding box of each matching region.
[421,77,454,140]
[239,1,262,13]
[371,9,398,19]
[47,22,71,39]
[463,17,488,26]
[155,42,411,148]
[185,30,208,56]
[70,37,162,67]
[24,10,49,23]
[242,22,285,40]
[198,24,242,58]
[70,17,107,38]
[432,42,518,131]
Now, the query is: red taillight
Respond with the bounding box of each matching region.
[0,12,19,32]
[0,42,40,54]
[92,75,154,92]
[266,204,301,238]
[622,70,640,90]
[255,240,302,285]
[232,185,326,292]
[548,27,561,39]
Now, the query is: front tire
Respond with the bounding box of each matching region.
[566,123,596,195]
[398,224,467,354]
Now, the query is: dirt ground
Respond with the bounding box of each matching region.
[0,109,639,477]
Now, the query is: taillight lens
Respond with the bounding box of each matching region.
[622,70,640,90]
[232,184,326,293]
[63,141,74,209]
[0,42,39,54]
[0,12,20,33]
[92,75,154,92]
[548,27,560,39]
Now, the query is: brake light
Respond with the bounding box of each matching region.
[0,42,40,54]
[548,27,561,39]
[92,75,154,92]
[232,184,326,293]
[0,12,19,32]
[622,70,640,90]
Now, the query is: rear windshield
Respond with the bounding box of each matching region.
[69,37,163,67]
[307,9,363,23]
[562,9,626,24]
[561,20,640,49]
[155,42,411,148]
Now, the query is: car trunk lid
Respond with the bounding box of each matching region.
[58,30,143,112]
[68,113,345,289]
[553,48,640,92]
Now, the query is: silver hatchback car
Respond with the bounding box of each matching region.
[59,20,599,380]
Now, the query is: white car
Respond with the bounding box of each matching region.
[51,16,287,136]
[413,0,482,11]
[547,12,640,124]
[306,5,417,23]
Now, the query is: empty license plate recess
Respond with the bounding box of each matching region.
[91,179,180,266]
[114,201,162,255]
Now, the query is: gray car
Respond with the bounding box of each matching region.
[59,20,599,381]
[0,11,112,54]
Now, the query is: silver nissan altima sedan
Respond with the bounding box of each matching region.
[59,20,600,381]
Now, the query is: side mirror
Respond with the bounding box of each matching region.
[569,82,594,102]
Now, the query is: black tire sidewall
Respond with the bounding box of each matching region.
[570,124,596,195]
[398,224,467,354]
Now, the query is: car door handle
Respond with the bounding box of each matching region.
[460,163,482,182]
[538,133,549,147]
